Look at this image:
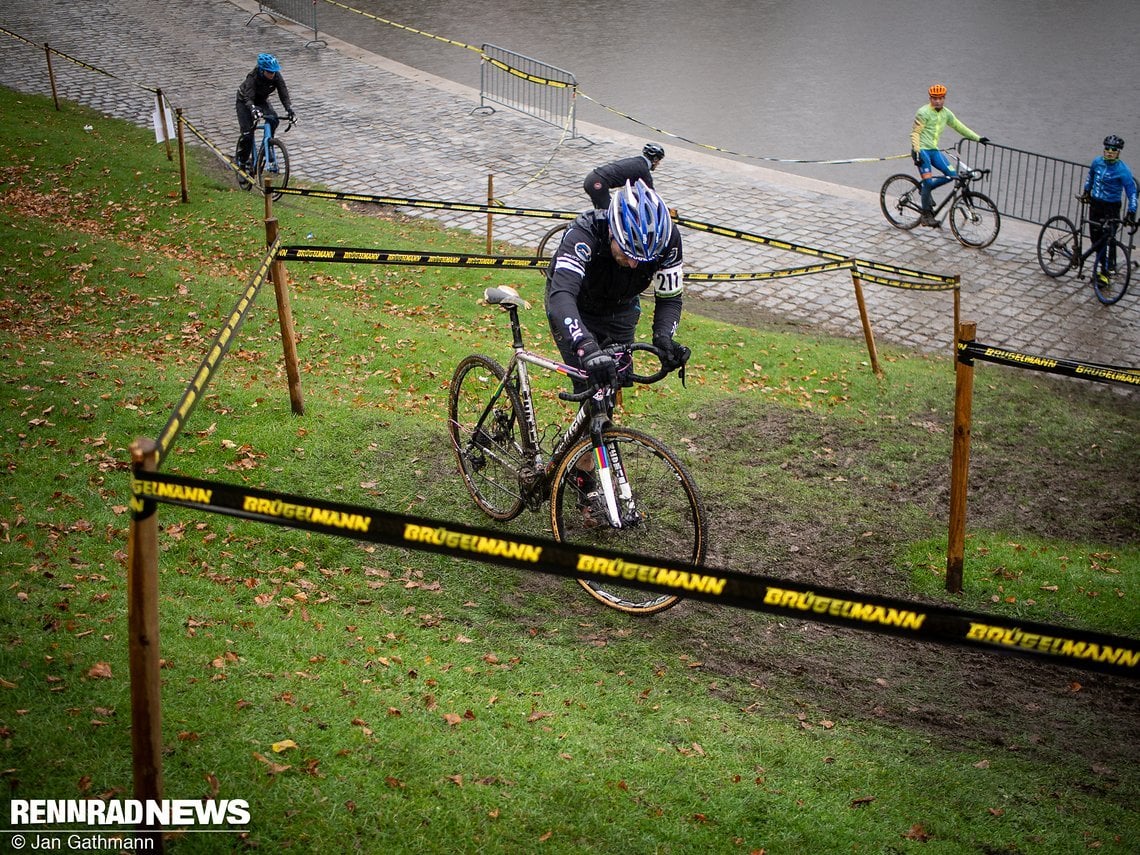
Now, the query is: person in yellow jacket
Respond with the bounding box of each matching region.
[911,83,989,226]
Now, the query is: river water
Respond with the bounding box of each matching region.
[314,0,1139,194]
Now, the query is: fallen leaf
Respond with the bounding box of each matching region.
[903,823,932,841]
[271,739,299,753]
[87,662,112,679]
[850,795,876,808]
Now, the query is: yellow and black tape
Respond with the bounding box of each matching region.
[153,239,278,466]
[129,469,1140,679]
[317,0,483,53]
[959,340,1140,388]
[483,56,572,89]
[676,216,957,285]
[274,184,578,221]
[0,26,156,93]
[278,245,548,270]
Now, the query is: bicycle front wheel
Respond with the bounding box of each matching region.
[448,354,527,521]
[879,174,923,230]
[551,427,707,615]
[1036,216,1077,277]
[950,191,1000,248]
[1093,239,1132,305]
[256,137,290,200]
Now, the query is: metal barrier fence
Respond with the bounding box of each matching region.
[479,43,577,137]
[251,0,326,48]
[955,139,1089,227]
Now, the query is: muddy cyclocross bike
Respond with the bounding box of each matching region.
[447,286,708,615]
[1036,197,1138,305]
[237,114,292,199]
[880,152,1000,248]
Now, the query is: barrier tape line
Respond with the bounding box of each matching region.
[274,184,577,220]
[153,240,278,467]
[128,469,1139,679]
[959,340,1140,388]
[0,25,157,94]
[272,184,954,286]
[308,2,907,168]
[574,91,911,166]
[279,245,547,270]
[276,245,961,292]
[317,0,483,54]
[676,217,957,285]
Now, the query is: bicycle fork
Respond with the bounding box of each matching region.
[590,417,636,529]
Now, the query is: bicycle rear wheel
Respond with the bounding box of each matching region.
[551,427,707,615]
[537,222,569,260]
[256,137,290,200]
[1036,216,1077,277]
[950,191,1000,248]
[448,354,527,520]
[879,174,923,230]
[1092,239,1132,305]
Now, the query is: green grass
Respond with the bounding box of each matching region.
[1,86,1137,854]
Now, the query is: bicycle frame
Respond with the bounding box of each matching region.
[921,153,978,219]
[476,300,632,526]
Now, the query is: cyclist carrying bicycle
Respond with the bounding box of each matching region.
[583,144,665,209]
[545,179,689,509]
[1081,134,1138,282]
[235,53,296,174]
[911,83,989,227]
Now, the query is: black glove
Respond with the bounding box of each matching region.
[653,334,690,370]
[978,137,990,145]
[251,107,263,124]
[1127,212,1138,227]
[579,340,617,388]
[1079,191,1091,204]
[286,109,296,121]
[911,149,921,167]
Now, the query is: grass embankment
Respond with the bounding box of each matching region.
[1,86,1137,853]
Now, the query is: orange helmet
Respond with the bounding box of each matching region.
[928,84,947,97]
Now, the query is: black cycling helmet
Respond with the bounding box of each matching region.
[642,143,665,162]
[1103,134,1125,150]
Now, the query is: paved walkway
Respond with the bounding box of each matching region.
[2,0,1138,376]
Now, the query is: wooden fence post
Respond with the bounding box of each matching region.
[175,108,188,203]
[946,320,977,594]
[44,43,60,110]
[486,174,494,255]
[266,216,305,415]
[127,438,165,852]
[850,266,882,376]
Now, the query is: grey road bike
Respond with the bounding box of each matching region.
[1037,198,1137,305]
[880,153,1000,248]
[447,286,707,615]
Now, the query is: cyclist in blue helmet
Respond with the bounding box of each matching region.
[545,178,688,391]
[234,53,296,173]
[583,143,665,209]
[544,178,688,510]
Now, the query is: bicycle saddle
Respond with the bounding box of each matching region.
[482,286,531,309]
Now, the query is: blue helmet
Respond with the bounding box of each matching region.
[607,179,673,263]
[257,53,281,73]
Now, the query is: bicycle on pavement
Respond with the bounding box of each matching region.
[237,114,293,199]
[447,285,708,615]
[1037,198,1138,305]
[880,152,1001,248]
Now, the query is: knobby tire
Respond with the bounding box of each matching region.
[550,427,707,615]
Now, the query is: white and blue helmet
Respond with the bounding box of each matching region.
[607,179,673,263]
